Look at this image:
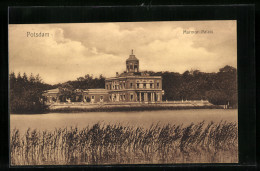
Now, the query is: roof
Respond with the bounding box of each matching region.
[119,72,141,77]
[83,89,108,94]
[117,70,151,77]
[126,50,139,61]
[126,54,139,61]
[105,75,162,81]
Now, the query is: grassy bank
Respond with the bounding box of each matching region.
[50,105,223,113]
[10,121,238,165]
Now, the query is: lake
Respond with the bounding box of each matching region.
[10,109,237,134]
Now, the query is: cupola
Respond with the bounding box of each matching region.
[126,49,139,73]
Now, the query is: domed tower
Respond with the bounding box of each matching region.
[126,50,139,73]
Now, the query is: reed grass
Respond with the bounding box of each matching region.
[10,121,238,165]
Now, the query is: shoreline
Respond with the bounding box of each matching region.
[10,101,235,114]
[49,105,225,113]
[10,105,231,114]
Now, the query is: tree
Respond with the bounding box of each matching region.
[35,74,42,83]
[9,72,16,89]
[29,73,36,84]
[9,73,50,113]
[219,65,236,73]
[77,95,83,102]
[22,73,28,82]
[205,90,228,105]
[58,83,74,102]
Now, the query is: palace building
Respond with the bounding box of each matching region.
[105,50,164,103]
[82,89,109,103]
[43,50,164,103]
[42,88,60,103]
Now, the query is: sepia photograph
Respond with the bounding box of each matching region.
[9,21,238,165]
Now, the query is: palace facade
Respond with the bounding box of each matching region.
[43,50,164,103]
[105,50,164,103]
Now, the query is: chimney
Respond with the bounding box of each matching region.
[116,72,119,77]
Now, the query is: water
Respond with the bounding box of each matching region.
[10,109,237,134]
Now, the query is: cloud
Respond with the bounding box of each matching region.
[9,21,237,84]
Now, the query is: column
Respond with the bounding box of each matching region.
[144,93,147,101]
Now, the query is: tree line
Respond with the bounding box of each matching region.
[147,65,237,107]
[54,74,105,90]
[9,73,106,113]
[9,65,237,113]
[9,72,54,113]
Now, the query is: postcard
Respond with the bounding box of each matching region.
[9,20,238,165]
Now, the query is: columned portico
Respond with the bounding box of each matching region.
[152,92,155,102]
[136,91,161,102]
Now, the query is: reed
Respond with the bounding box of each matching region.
[10,121,238,165]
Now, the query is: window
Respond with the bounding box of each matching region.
[143,83,146,89]
[110,85,111,90]
[137,83,139,88]
[100,96,103,100]
[123,95,126,100]
[134,65,138,72]
[157,83,160,88]
[91,96,95,99]
[106,85,108,89]
[150,83,153,88]
[130,83,133,88]
[130,94,134,101]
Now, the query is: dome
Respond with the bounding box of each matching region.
[126,49,139,73]
[126,50,139,61]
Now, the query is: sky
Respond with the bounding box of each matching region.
[9,21,237,85]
